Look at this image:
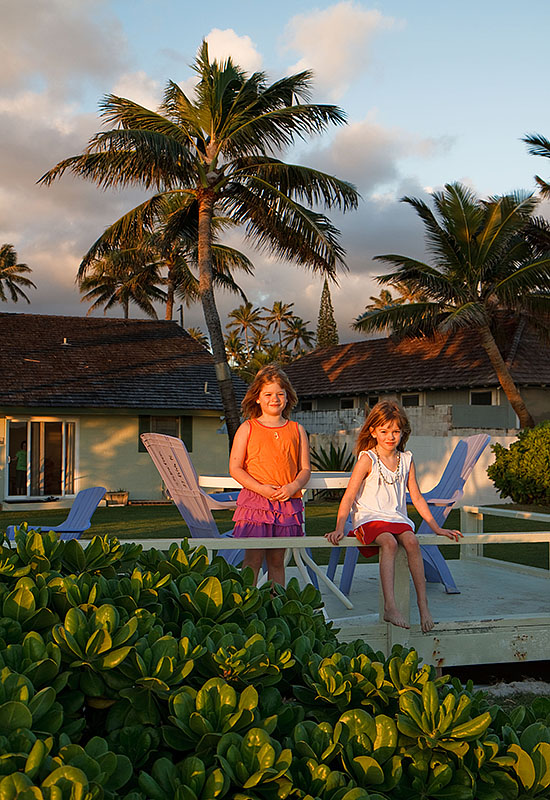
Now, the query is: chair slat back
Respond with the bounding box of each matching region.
[55,487,106,532]
[141,433,221,538]
[423,434,491,502]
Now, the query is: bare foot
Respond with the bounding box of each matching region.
[419,607,434,633]
[383,609,410,629]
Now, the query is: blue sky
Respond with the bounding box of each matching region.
[2,0,550,340]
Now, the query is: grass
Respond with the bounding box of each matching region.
[1,500,548,569]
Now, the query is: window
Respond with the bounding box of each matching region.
[470,390,493,406]
[401,393,420,407]
[7,418,76,498]
[138,415,193,452]
[340,398,354,410]
[367,395,379,408]
[299,400,313,411]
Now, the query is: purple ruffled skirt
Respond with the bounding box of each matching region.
[232,488,304,538]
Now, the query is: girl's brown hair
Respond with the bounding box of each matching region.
[241,363,298,419]
[355,399,411,455]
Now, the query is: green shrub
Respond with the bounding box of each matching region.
[487,421,550,505]
[0,525,548,798]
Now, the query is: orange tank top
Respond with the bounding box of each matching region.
[244,418,302,498]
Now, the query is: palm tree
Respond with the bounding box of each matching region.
[39,41,359,444]
[79,201,254,322]
[224,331,246,367]
[353,182,550,428]
[262,300,295,349]
[186,326,210,349]
[226,302,265,356]
[0,244,36,303]
[523,133,550,197]
[79,250,165,318]
[363,288,402,313]
[283,316,315,356]
[251,328,272,353]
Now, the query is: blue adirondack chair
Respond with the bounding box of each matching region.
[326,434,491,595]
[6,486,107,541]
[140,433,243,565]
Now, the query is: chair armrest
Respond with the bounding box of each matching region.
[406,490,462,507]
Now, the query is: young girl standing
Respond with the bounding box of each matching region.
[326,400,461,632]
[229,364,311,587]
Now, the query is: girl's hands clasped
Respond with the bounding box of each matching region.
[271,482,297,502]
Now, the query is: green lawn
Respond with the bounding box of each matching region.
[1,501,548,569]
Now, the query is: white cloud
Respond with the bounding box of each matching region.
[305,113,453,194]
[111,71,163,111]
[205,29,263,73]
[1,0,127,100]
[284,1,399,99]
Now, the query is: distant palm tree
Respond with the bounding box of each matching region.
[283,316,315,356]
[262,300,295,349]
[227,302,265,356]
[364,288,402,311]
[251,328,272,352]
[78,202,253,322]
[0,244,36,303]
[353,182,550,428]
[39,41,358,444]
[186,326,210,349]
[224,331,246,367]
[79,250,165,318]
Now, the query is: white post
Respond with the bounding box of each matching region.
[460,508,484,559]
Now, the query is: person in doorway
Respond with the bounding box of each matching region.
[15,440,27,495]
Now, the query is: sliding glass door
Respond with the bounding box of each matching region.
[7,419,76,498]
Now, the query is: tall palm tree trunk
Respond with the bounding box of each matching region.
[197,189,241,446]
[165,255,176,320]
[479,325,534,428]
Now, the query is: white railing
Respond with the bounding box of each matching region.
[460,505,550,570]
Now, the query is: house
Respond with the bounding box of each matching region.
[285,319,550,436]
[0,313,246,507]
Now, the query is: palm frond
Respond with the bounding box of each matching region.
[374,255,468,304]
[352,302,444,337]
[231,156,359,211]
[224,180,346,274]
[522,133,550,159]
[401,194,464,272]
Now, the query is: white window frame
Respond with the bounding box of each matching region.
[4,415,79,500]
[339,397,355,410]
[401,392,424,408]
[469,389,496,406]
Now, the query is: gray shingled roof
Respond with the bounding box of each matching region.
[285,319,550,397]
[0,313,247,411]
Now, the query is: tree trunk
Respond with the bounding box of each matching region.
[165,253,177,320]
[479,324,534,428]
[197,189,241,447]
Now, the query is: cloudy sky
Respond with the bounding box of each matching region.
[2,0,550,342]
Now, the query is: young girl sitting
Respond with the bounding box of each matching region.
[325,400,461,632]
[229,364,311,587]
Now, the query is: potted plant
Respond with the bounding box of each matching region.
[104,489,129,506]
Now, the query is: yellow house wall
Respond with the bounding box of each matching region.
[78,413,230,501]
[0,412,229,505]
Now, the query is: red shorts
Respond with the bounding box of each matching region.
[349,521,414,558]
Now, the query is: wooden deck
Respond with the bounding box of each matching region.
[126,512,550,670]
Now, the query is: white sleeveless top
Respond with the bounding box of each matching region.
[350,449,415,531]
